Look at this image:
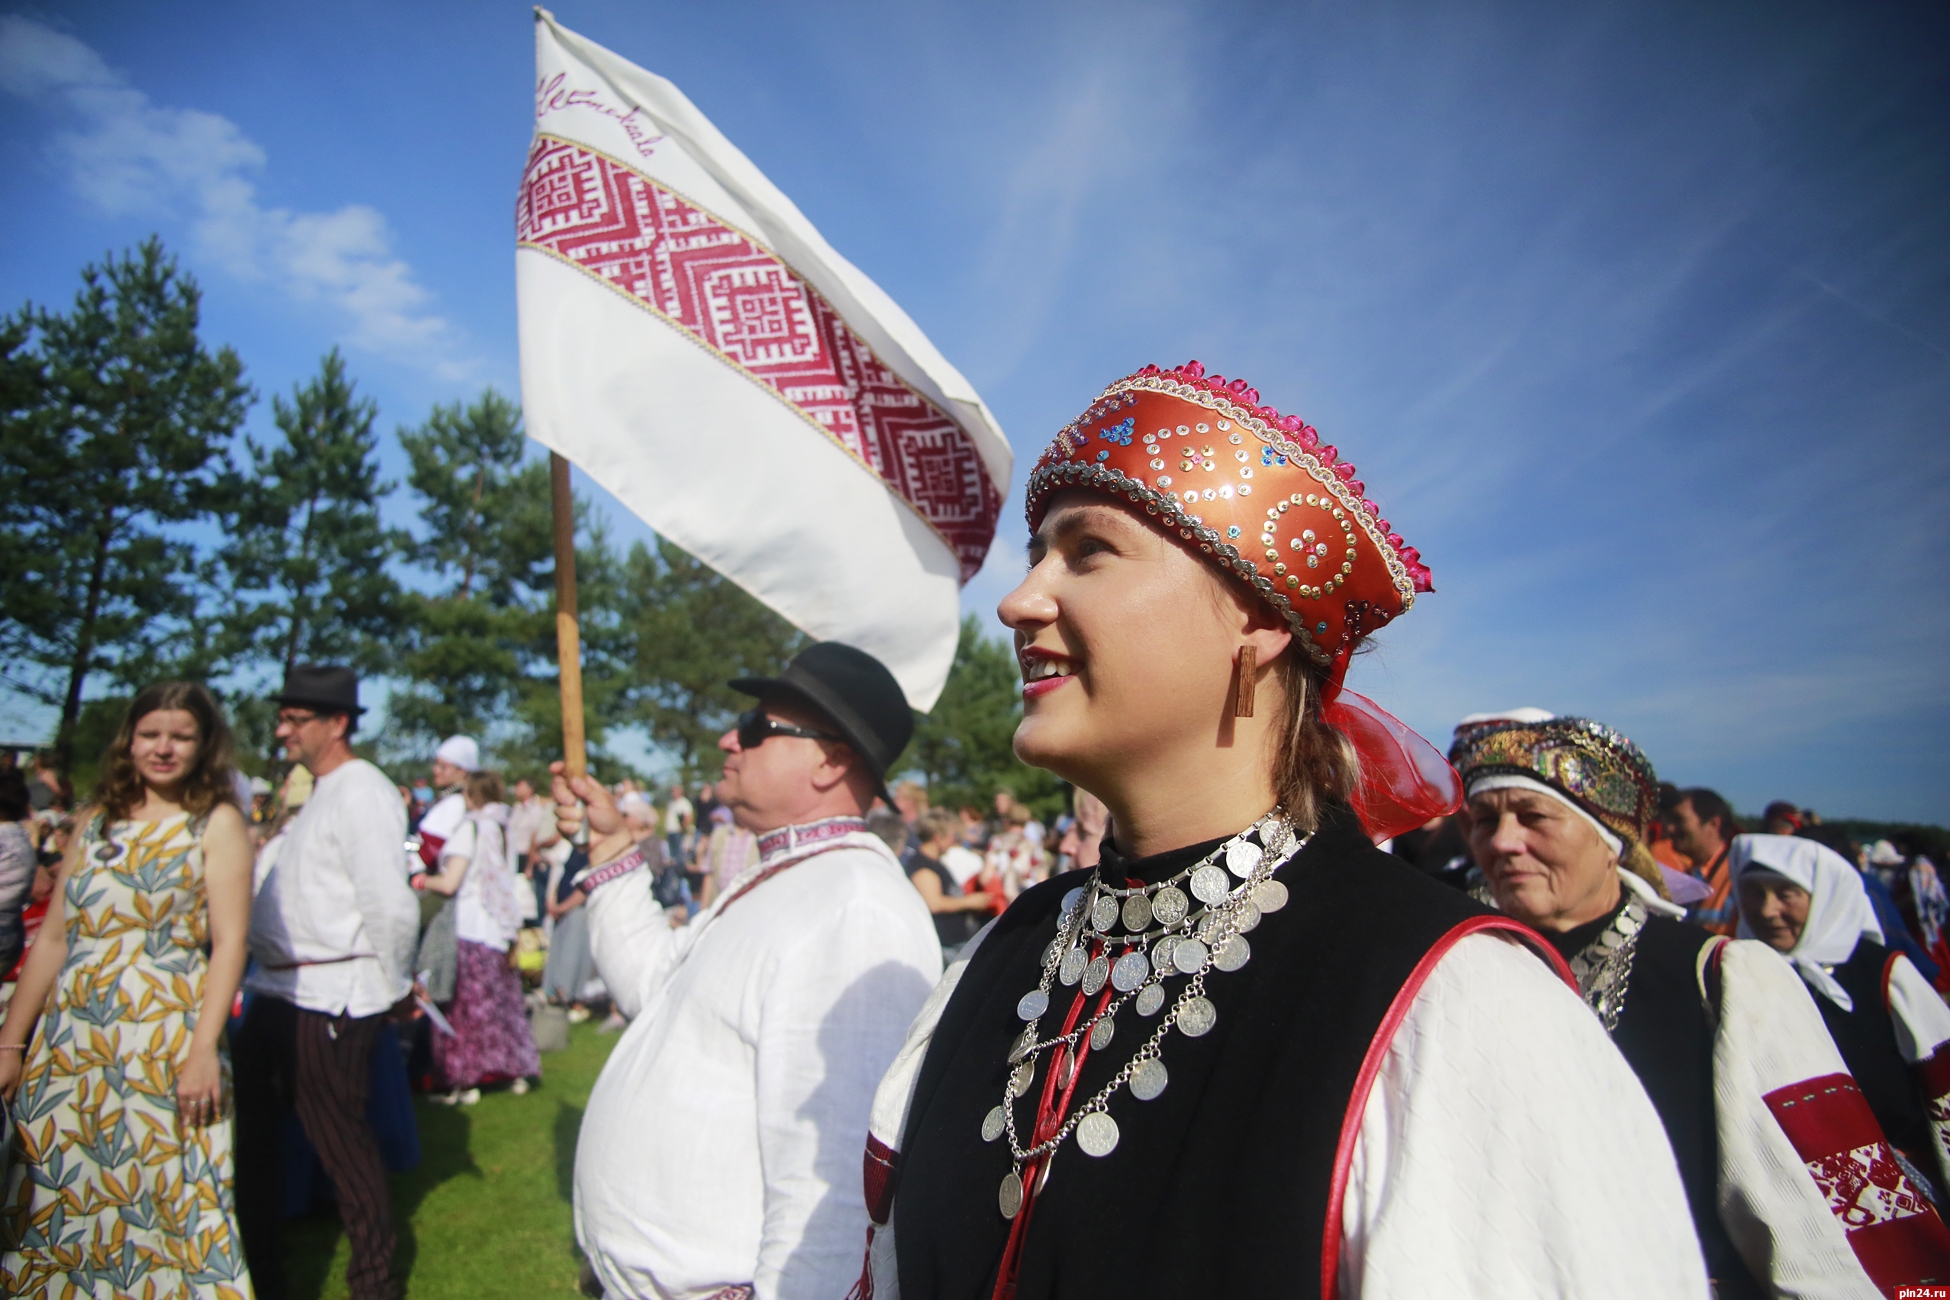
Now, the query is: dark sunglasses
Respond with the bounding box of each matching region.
[735,709,841,751]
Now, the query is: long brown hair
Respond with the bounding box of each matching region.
[1268,650,1358,834]
[95,682,238,824]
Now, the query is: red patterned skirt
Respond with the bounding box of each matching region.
[433,938,542,1089]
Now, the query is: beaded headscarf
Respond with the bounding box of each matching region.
[1027,361,1454,841]
[1449,716,1669,897]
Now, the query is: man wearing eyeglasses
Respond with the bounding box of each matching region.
[236,664,419,1300]
[552,642,942,1300]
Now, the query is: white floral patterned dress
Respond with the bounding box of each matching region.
[1,811,252,1299]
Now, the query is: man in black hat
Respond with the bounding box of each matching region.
[551,642,942,1300]
[236,665,419,1300]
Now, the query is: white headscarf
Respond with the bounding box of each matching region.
[1731,833,1883,1011]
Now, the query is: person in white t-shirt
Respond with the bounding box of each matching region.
[415,770,539,1104]
[662,784,694,868]
[414,735,478,872]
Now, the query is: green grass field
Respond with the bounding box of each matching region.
[286,1022,618,1299]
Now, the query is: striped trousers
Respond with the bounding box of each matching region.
[234,997,399,1300]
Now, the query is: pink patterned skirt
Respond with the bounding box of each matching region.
[433,938,542,1089]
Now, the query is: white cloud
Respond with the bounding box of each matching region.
[0,14,464,362]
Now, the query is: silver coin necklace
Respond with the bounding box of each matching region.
[983,812,1306,1221]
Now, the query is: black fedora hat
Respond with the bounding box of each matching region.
[274,664,365,716]
[729,643,913,795]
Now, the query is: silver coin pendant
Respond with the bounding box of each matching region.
[1213,935,1251,972]
[1062,886,1085,917]
[1009,1027,1034,1062]
[1234,901,1262,933]
[1151,935,1181,974]
[1091,895,1119,932]
[1121,893,1153,932]
[1177,995,1218,1038]
[1172,938,1209,974]
[1253,879,1289,913]
[1191,865,1230,905]
[1090,1015,1115,1051]
[999,1171,1024,1219]
[1151,886,1189,927]
[1111,951,1149,993]
[1009,1059,1035,1096]
[1226,839,1264,878]
[1017,988,1050,1021]
[1135,984,1166,1016]
[1078,954,1106,995]
[1059,947,1088,986]
[1076,1111,1120,1158]
[1131,1056,1168,1100]
[981,1105,1006,1142]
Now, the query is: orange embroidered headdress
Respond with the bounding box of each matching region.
[1026,361,1456,839]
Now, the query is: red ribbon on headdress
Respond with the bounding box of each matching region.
[1321,681,1462,843]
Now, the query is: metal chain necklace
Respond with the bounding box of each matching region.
[981,812,1308,1219]
[1570,895,1648,1035]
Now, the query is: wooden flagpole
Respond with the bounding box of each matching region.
[550,452,588,778]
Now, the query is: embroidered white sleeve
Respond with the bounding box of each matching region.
[1340,932,1710,1300]
[1710,939,1880,1299]
[585,864,686,1020]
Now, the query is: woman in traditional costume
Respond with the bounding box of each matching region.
[856,363,1708,1300]
[1732,833,1950,1203]
[1452,714,1950,1296]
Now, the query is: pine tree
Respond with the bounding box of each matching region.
[615,536,807,780]
[392,391,575,756]
[0,239,251,774]
[217,349,406,678]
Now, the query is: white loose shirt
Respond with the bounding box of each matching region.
[575,829,942,1300]
[246,758,418,1018]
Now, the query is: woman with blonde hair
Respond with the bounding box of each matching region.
[856,362,1708,1299]
[0,682,254,1296]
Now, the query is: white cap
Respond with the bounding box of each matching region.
[1455,707,1557,727]
[435,735,481,772]
[249,776,273,796]
[1867,840,1904,867]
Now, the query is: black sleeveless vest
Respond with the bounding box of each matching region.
[1821,939,1933,1166]
[1548,904,1766,1300]
[891,806,1499,1300]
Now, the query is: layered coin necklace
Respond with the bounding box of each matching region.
[983,813,1306,1228]
[1570,895,1648,1035]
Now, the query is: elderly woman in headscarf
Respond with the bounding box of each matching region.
[1452,713,1950,1297]
[1732,834,1950,1205]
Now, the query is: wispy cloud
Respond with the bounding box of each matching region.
[0,14,469,372]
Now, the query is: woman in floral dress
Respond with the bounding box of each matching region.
[0,682,256,1299]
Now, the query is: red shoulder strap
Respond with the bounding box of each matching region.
[1882,948,1902,1013]
[1320,915,1573,1300]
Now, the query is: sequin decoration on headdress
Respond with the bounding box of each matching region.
[1449,716,1671,898]
[1448,716,1658,845]
[1027,361,1454,841]
[1025,360,1430,690]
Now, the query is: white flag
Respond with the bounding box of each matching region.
[516,10,1011,710]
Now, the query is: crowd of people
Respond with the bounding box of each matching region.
[0,360,1944,1300]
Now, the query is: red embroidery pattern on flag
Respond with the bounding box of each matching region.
[517,134,1001,582]
[1766,1073,1950,1288]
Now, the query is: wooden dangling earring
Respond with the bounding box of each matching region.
[1233,645,1258,718]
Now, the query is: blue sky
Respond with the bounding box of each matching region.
[1,1,1945,820]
